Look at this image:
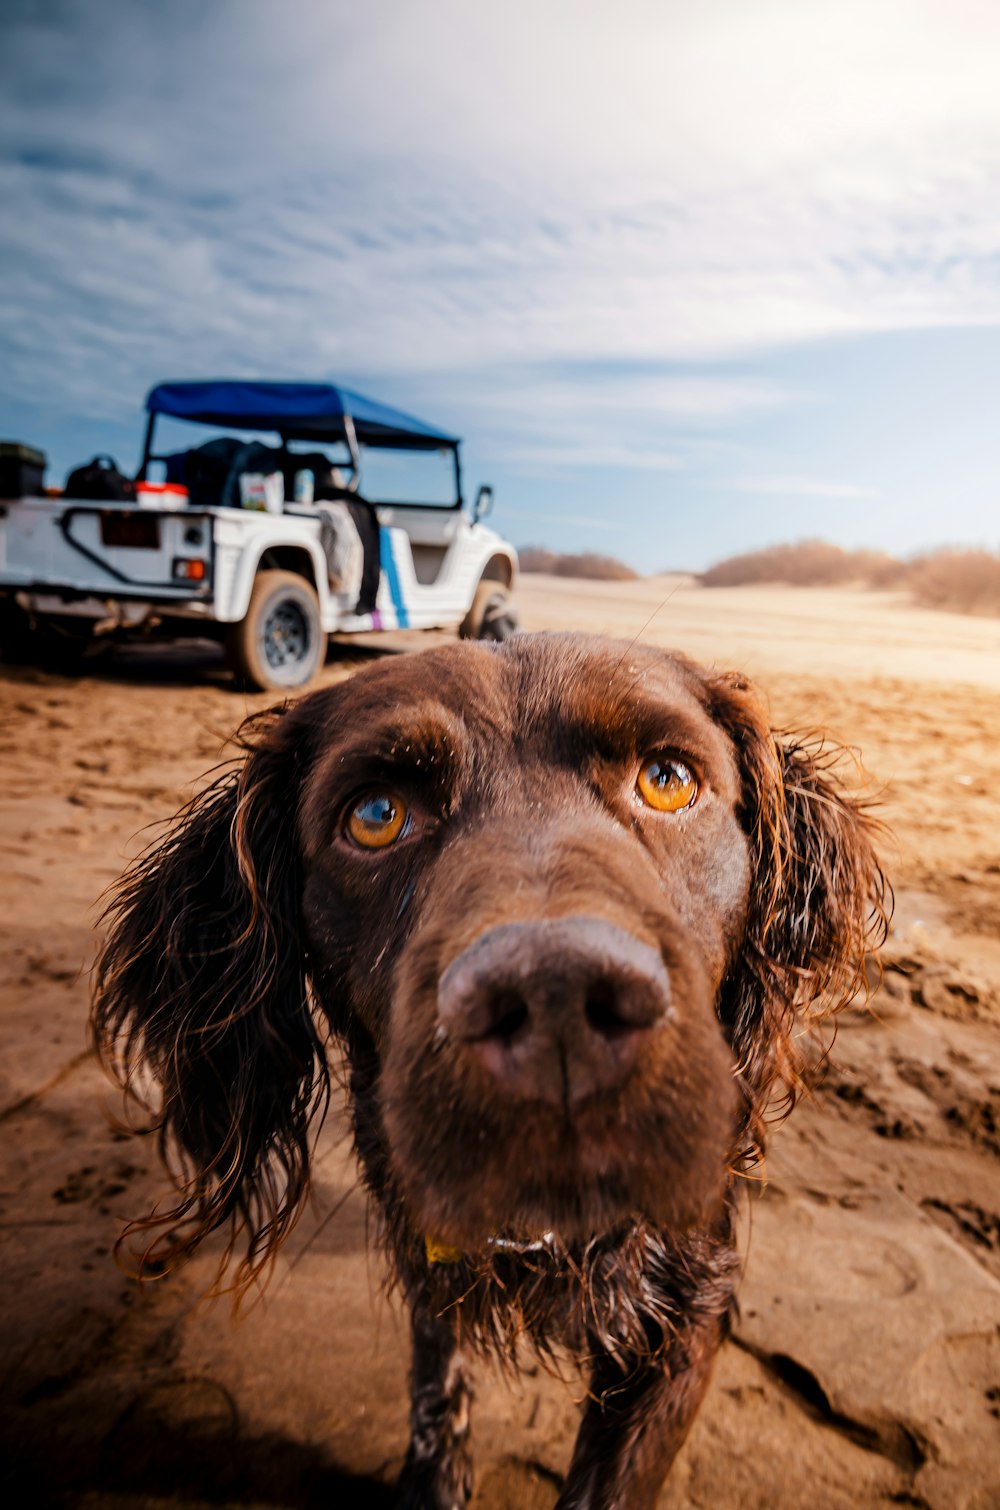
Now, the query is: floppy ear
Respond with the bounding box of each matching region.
[92,707,328,1284]
[707,675,889,1151]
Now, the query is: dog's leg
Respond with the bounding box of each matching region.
[556,1310,725,1510]
[398,1300,475,1510]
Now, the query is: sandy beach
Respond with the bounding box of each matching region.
[2,573,999,1509]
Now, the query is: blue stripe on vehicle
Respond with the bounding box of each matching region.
[380,527,410,628]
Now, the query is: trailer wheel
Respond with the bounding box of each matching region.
[226,570,327,691]
[459,581,519,642]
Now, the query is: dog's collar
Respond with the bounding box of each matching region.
[424,1231,557,1265]
[425,1235,463,1265]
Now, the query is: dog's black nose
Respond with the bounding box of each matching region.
[437,917,673,1106]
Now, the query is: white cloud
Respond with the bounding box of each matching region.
[493,507,618,531]
[504,445,683,474]
[443,370,807,462]
[4,0,1000,433]
[733,475,881,500]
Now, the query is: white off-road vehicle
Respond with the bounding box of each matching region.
[0,380,518,690]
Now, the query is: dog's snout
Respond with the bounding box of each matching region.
[437,917,673,1106]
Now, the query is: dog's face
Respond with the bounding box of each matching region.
[93,632,886,1280]
[297,635,750,1248]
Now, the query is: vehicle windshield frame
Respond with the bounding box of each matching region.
[140,383,465,510]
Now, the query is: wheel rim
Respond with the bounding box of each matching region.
[259,597,312,676]
[480,593,516,640]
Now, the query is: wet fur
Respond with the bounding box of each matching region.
[93,633,888,1508]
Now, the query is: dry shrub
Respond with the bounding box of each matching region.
[518,546,558,574]
[908,549,1000,616]
[519,546,638,581]
[701,539,1000,617]
[520,537,1000,618]
[702,539,905,589]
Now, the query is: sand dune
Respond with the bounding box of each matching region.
[1,574,998,1508]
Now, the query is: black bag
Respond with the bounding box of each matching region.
[0,442,46,498]
[64,455,136,502]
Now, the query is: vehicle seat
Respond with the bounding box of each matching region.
[185,438,244,506]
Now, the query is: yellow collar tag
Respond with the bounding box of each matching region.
[425,1234,464,1265]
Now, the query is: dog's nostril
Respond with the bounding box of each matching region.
[583,977,633,1039]
[483,989,530,1042]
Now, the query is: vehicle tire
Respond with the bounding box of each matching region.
[458,581,519,642]
[225,570,327,692]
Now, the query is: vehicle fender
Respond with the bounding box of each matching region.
[465,531,518,595]
[211,518,333,624]
[477,545,518,590]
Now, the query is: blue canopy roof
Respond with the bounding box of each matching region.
[146,380,459,450]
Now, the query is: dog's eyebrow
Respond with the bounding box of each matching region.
[324,712,469,783]
[548,690,724,766]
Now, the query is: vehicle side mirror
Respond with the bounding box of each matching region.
[473,484,494,522]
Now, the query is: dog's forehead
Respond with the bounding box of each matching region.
[297,634,737,786]
[503,637,743,776]
[507,634,705,718]
[302,638,513,741]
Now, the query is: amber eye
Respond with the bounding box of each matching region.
[636,755,699,813]
[346,792,409,849]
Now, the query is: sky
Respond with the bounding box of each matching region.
[3,0,1000,570]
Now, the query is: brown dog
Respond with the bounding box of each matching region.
[92,632,887,1508]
